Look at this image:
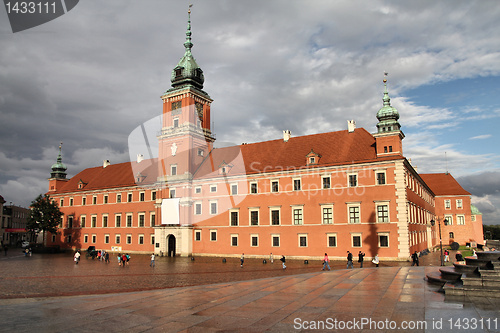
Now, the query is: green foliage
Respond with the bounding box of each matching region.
[26,194,63,236]
[483,225,500,240]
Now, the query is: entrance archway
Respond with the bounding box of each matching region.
[167,234,176,257]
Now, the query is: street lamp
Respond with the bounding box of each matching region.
[430,218,448,266]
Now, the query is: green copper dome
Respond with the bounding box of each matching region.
[170,7,204,90]
[471,204,482,215]
[50,143,67,179]
[376,77,401,133]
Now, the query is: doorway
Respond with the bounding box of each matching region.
[167,234,176,257]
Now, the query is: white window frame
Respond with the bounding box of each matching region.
[321,204,334,224]
[271,179,279,193]
[250,182,258,194]
[326,233,337,247]
[269,206,281,225]
[104,234,110,244]
[229,208,239,226]
[102,214,108,228]
[444,215,453,225]
[444,199,451,209]
[171,164,177,176]
[322,176,331,189]
[138,213,145,227]
[456,199,463,209]
[126,234,132,245]
[347,203,361,224]
[347,172,358,187]
[230,234,238,247]
[210,185,217,193]
[210,200,218,215]
[195,186,202,194]
[293,178,301,191]
[298,233,308,247]
[271,234,280,247]
[351,233,362,247]
[378,232,390,248]
[375,201,390,223]
[250,234,259,247]
[292,205,304,225]
[249,208,259,226]
[210,230,217,242]
[457,215,465,225]
[376,170,386,185]
[115,214,121,228]
[194,201,202,215]
[231,183,238,195]
[195,230,201,241]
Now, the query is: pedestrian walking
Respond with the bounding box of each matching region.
[240,253,244,267]
[270,253,274,264]
[280,255,286,269]
[346,251,353,269]
[105,252,109,263]
[444,250,449,262]
[117,253,122,266]
[322,253,331,271]
[358,251,365,268]
[74,251,80,264]
[126,253,130,265]
[122,254,127,267]
[150,253,155,267]
[372,254,380,267]
[455,251,464,263]
[411,251,419,266]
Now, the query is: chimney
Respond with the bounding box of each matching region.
[103,160,111,168]
[283,130,291,142]
[347,120,356,133]
[137,154,144,163]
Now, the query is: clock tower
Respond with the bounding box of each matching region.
[155,6,215,256]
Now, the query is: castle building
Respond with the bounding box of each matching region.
[45,10,484,260]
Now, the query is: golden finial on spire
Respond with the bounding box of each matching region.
[189,3,193,14]
[383,71,388,83]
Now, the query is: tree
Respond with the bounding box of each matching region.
[26,194,63,245]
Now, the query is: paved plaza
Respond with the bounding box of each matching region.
[0,251,499,332]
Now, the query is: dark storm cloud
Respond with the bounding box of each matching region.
[0,0,500,214]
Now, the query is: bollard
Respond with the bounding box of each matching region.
[222,258,226,263]
[190,257,195,261]
[263,259,267,264]
[304,260,309,264]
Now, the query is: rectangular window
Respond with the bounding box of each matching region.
[352,234,362,247]
[151,191,156,200]
[230,211,239,226]
[457,215,465,225]
[231,184,238,195]
[84,234,88,243]
[231,235,238,247]
[126,215,133,227]
[92,235,96,243]
[104,234,110,244]
[271,209,280,225]
[150,213,155,227]
[272,235,280,247]
[456,199,463,209]
[250,182,258,194]
[171,165,177,176]
[92,196,97,205]
[81,216,86,228]
[293,207,303,225]
[378,234,389,248]
[70,198,74,206]
[82,197,86,205]
[348,205,360,223]
[299,234,307,247]
[444,200,451,209]
[210,230,217,241]
[91,216,97,228]
[102,215,108,228]
[322,177,331,189]
[348,174,357,187]
[151,235,155,245]
[445,215,453,225]
[195,202,202,215]
[195,230,201,241]
[115,215,121,228]
[126,235,132,244]
[117,194,121,203]
[210,185,217,193]
[250,210,259,226]
[322,205,333,224]
[251,235,258,247]
[128,193,133,202]
[170,189,176,198]
[210,201,218,215]
[139,235,144,245]
[115,235,120,244]
[139,214,145,227]
[104,195,108,204]
[377,204,389,223]
[195,187,201,194]
[173,118,179,128]
[376,172,386,185]
[67,216,73,228]
[327,234,337,247]
[293,179,301,191]
[140,192,145,202]
[271,180,279,193]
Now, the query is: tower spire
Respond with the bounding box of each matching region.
[184,4,193,53]
[50,142,67,179]
[376,72,401,134]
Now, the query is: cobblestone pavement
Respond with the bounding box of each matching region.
[0,250,498,332]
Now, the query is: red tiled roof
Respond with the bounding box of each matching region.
[420,173,470,196]
[195,128,402,178]
[54,159,158,194]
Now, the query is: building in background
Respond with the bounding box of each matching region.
[44,9,484,260]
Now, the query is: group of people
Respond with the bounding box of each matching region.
[97,250,110,263]
[117,253,131,267]
[240,253,287,269]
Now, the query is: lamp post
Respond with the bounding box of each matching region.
[430,218,448,266]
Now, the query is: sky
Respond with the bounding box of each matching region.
[0,1,499,224]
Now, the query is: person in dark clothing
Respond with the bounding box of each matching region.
[411,251,419,266]
[455,251,464,262]
[280,255,286,269]
[346,251,353,269]
[358,251,365,268]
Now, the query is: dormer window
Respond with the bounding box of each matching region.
[306,149,321,166]
[175,67,183,78]
[219,161,233,175]
[78,180,87,189]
